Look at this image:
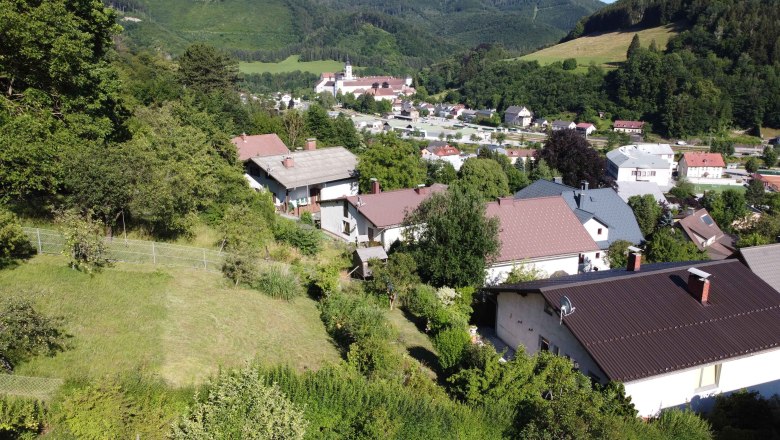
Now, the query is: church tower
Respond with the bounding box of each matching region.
[344,58,353,81]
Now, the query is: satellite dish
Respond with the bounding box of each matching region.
[559,296,576,324]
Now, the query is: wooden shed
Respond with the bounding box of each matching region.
[352,247,388,279]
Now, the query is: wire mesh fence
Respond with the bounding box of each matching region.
[23,227,225,272]
[0,374,64,400]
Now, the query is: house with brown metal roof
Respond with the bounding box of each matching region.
[231,133,291,161]
[319,182,447,249]
[484,197,601,284]
[678,153,725,179]
[487,257,780,417]
[677,208,736,260]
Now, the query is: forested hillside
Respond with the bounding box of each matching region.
[106,0,604,72]
[419,0,780,137]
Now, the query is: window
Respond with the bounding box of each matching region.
[597,228,603,235]
[343,201,349,218]
[539,336,550,352]
[697,364,721,389]
[595,252,600,259]
[342,221,352,235]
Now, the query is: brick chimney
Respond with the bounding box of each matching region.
[305,138,317,151]
[282,156,294,168]
[370,178,380,194]
[415,184,427,195]
[687,268,712,305]
[626,246,642,271]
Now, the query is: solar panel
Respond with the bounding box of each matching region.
[701,214,715,226]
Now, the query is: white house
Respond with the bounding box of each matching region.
[484,197,601,284]
[678,152,725,179]
[487,258,780,417]
[504,106,533,127]
[246,145,358,216]
[314,60,415,101]
[613,120,645,134]
[606,145,674,187]
[551,120,576,131]
[421,141,463,170]
[320,183,447,249]
[575,122,596,136]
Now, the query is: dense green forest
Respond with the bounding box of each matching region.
[106,0,604,73]
[418,0,780,137]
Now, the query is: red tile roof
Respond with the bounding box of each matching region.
[485,197,599,263]
[576,122,595,129]
[505,148,535,158]
[428,145,460,157]
[232,133,290,161]
[346,184,448,228]
[489,259,780,382]
[613,120,645,129]
[682,152,726,168]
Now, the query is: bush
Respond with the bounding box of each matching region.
[299,211,314,226]
[0,396,46,438]
[347,336,404,380]
[432,327,470,372]
[0,208,34,268]
[405,284,468,333]
[57,210,109,273]
[0,296,67,372]
[273,218,321,256]
[252,264,303,300]
[172,367,307,440]
[221,247,258,286]
[312,262,341,296]
[653,408,712,440]
[320,290,394,348]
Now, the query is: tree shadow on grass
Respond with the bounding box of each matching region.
[407,345,439,372]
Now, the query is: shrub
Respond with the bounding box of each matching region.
[273,218,321,256]
[299,211,314,226]
[432,327,470,372]
[312,262,341,297]
[172,367,307,440]
[320,290,394,348]
[0,396,46,438]
[405,284,468,333]
[347,336,404,380]
[221,247,258,286]
[252,264,302,300]
[652,408,712,440]
[0,296,67,372]
[0,208,34,268]
[57,210,109,273]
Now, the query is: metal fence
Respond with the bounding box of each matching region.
[0,374,63,400]
[23,227,225,272]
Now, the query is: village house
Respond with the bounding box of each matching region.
[231,133,290,161]
[677,208,736,260]
[678,152,725,179]
[320,183,447,249]
[314,60,415,101]
[484,197,602,284]
[738,242,780,292]
[516,179,644,267]
[613,120,645,134]
[606,144,674,187]
[575,122,596,136]
[487,258,780,417]
[753,173,780,192]
[421,141,463,170]
[504,148,536,166]
[551,120,576,131]
[504,106,533,127]
[533,118,549,129]
[245,141,358,216]
[615,181,669,205]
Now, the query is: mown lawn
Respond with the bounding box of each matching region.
[518,23,682,72]
[692,184,747,194]
[240,55,345,75]
[0,255,340,386]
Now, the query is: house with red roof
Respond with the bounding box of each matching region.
[613,120,645,134]
[421,141,463,170]
[484,197,601,284]
[678,152,725,179]
[231,133,290,161]
[319,183,447,249]
[504,148,536,166]
[575,122,596,136]
[487,258,780,416]
[677,208,736,260]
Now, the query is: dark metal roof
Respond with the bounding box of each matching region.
[739,243,780,293]
[488,259,780,382]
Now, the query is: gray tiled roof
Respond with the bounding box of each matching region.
[250,147,357,189]
[607,146,669,169]
[739,243,780,293]
[515,180,643,248]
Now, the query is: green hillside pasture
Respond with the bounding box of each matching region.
[0,255,340,386]
[519,24,681,71]
[240,55,345,75]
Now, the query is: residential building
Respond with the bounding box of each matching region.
[246,145,358,216]
[738,242,780,292]
[421,141,463,170]
[753,173,780,192]
[515,179,644,266]
[551,120,576,131]
[504,106,533,127]
[533,118,549,129]
[487,258,780,417]
[677,208,736,260]
[606,145,674,187]
[314,60,414,100]
[484,197,601,284]
[678,153,725,179]
[575,122,596,136]
[613,120,645,134]
[615,181,669,205]
[320,183,447,249]
[504,148,536,166]
[231,133,290,161]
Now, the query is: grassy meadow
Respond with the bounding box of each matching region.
[240,55,345,75]
[0,255,340,386]
[518,23,682,71]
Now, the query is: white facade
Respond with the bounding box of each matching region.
[607,145,674,187]
[679,163,724,179]
[625,348,780,416]
[249,174,357,208]
[609,165,672,186]
[496,293,605,379]
[486,251,607,285]
[320,200,406,250]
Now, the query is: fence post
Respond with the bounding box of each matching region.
[36,228,42,254]
[203,249,207,269]
[152,242,156,264]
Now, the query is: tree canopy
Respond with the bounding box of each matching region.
[536,130,606,188]
[356,134,427,193]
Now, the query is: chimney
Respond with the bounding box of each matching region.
[553,176,563,184]
[687,268,712,305]
[626,246,642,271]
[415,184,427,195]
[370,178,380,194]
[305,138,317,151]
[240,132,247,143]
[282,156,294,168]
[580,180,589,191]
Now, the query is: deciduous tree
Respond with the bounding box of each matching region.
[537,130,606,188]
